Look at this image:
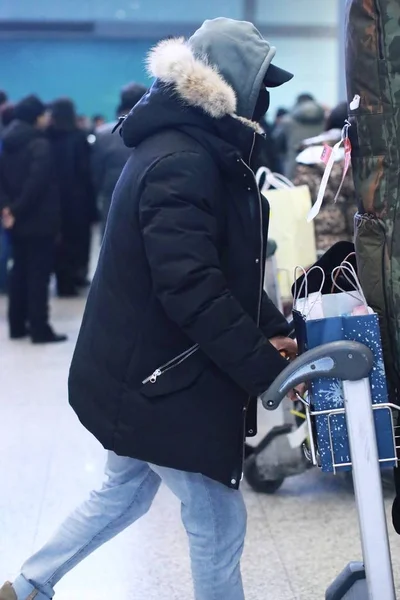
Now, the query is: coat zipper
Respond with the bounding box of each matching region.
[142,344,199,384]
[232,133,264,487]
[240,133,264,326]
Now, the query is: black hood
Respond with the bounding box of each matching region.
[2,119,40,153]
[121,81,263,172]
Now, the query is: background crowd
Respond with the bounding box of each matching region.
[0,84,357,344]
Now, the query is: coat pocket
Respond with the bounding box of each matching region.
[141,345,207,398]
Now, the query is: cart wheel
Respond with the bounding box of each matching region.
[244,455,285,494]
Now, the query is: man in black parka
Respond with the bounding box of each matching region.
[1,19,297,600]
[0,95,66,344]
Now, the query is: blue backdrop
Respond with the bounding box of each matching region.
[1,40,152,120]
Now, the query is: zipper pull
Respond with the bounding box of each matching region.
[149,369,162,384]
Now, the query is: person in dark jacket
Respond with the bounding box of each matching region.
[0,95,66,343]
[92,82,147,234]
[0,90,8,137]
[257,117,283,173]
[48,98,97,296]
[0,20,301,600]
[276,93,326,179]
[0,103,15,293]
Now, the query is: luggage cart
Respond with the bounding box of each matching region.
[262,340,398,600]
[244,245,311,493]
[244,319,312,494]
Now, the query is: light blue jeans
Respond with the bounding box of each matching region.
[13,452,247,600]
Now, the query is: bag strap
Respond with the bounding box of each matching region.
[330,252,356,293]
[331,262,368,307]
[256,167,295,191]
[293,265,326,302]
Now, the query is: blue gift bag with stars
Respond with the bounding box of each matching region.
[293,309,396,473]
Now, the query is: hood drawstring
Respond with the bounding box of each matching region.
[112,116,126,135]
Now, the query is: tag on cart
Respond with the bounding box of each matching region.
[321,144,333,165]
[307,139,342,222]
[307,121,352,222]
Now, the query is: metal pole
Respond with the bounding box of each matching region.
[343,378,396,599]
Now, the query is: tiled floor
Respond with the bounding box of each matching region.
[1,291,400,600]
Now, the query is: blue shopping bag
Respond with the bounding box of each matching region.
[293,306,396,473]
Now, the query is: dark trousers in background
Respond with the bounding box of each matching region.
[0,226,11,293]
[8,236,54,339]
[55,232,80,296]
[55,223,92,294]
[76,222,92,283]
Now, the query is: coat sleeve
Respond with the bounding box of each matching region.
[9,138,51,219]
[139,151,289,397]
[259,291,291,339]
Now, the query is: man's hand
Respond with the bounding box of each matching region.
[2,207,15,230]
[269,336,298,360]
[269,337,307,401]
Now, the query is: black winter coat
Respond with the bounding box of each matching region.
[69,82,290,488]
[47,127,97,231]
[0,120,60,238]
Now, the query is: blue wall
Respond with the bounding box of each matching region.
[0,0,242,21]
[1,40,152,120]
[0,0,340,119]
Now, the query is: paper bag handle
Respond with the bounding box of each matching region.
[331,262,368,307]
[256,167,295,191]
[330,252,356,293]
[293,265,326,302]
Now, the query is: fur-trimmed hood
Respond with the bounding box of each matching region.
[146,18,277,121]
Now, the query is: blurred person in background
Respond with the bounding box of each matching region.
[0,103,15,130]
[0,95,66,343]
[277,92,325,179]
[255,96,282,173]
[0,90,8,136]
[48,98,97,297]
[272,106,288,132]
[92,114,105,129]
[92,82,147,234]
[0,18,299,600]
[271,106,288,172]
[0,103,15,294]
[293,101,357,256]
[76,114,92,133]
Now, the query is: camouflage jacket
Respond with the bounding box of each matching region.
[346,0,400,398]
[293,131,358,255]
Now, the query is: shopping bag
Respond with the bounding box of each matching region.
[256,167,317,300]
[293,264,396,473]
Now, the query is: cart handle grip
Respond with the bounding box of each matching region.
[262,341,374,411]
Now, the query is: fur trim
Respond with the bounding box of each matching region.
[234,115,264,134]
[147,38,239,120]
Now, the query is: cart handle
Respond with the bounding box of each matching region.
[262,341,374,411]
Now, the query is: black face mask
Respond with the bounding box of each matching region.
[253,88,270,123]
